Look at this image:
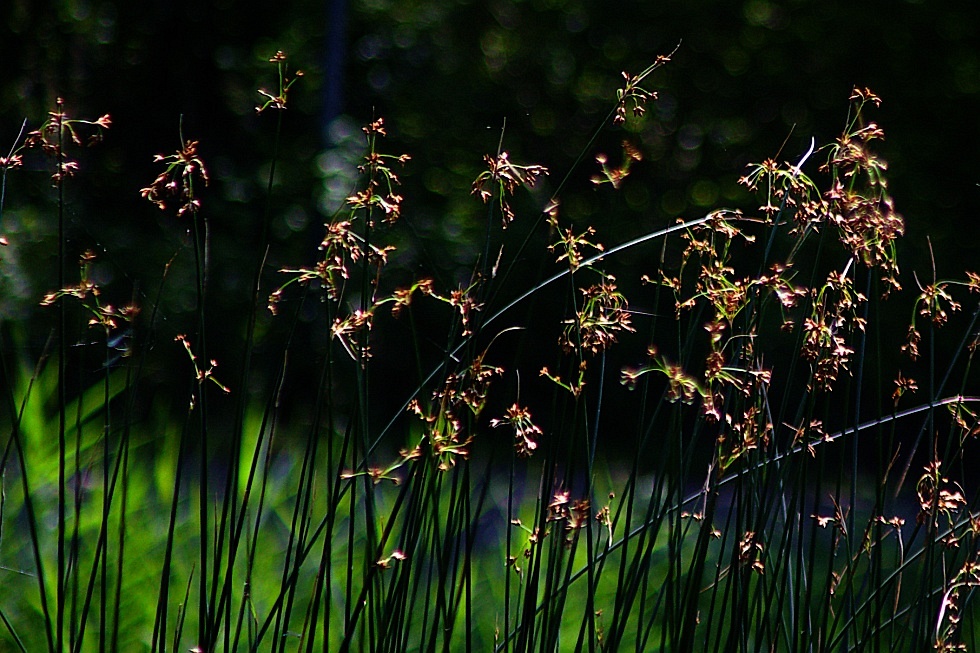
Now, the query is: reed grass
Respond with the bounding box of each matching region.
[2,50,980,653]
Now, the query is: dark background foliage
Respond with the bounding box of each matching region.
[2,0,978,440]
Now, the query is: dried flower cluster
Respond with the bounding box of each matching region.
[800,268,866,391]
[934,557,980,652]
[255,51,304,114]
[591,141,642,188]
[0,95,110,253]
[737,531,765,575]
[613,44,677,125]
[547,220,604,272]
[140,139,209,218]
[175,333,230,410]
[899,267,980,364]
[490,403,542,457]
[561,279,635,355]
[548,490,591,546]
[821,89,903,292]
[24,98,111,185]
[543,207,636,399]
[612,89,936,492]
[269,118,408,324]
[39,250,139,352]
[916,460,966,529]
[471,151,548,228]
